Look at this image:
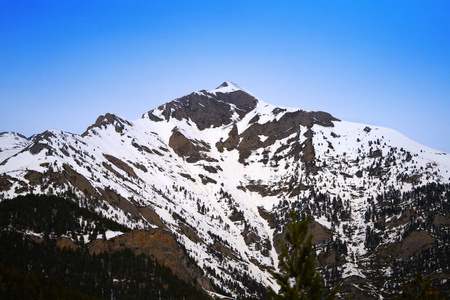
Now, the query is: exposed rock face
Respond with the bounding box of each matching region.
[88,229,212,290]
[103,154,138,179]
[147,82,258,130]
[1,82,450,299]
[378,230,435,261]
[82,113,132,136]
[157,84,337,172]
[271,219,333,256]
[217,110,337,169]
[216,124,239,152]
[0,174,15,191]
[433,213,450,226]
[57,237,77,251]
[169,128,212,163]
[27,141,53,155]
[62,164,99,197]
[148,89,257,131]
[309,220,333,245]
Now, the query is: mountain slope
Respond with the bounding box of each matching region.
[0,132,31,163]
[0,82,449,298]
[0,194,209,300]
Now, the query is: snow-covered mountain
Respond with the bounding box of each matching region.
[0,132,31,163]
[1,82,449,298]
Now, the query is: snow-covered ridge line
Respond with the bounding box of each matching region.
[0,82,449,298]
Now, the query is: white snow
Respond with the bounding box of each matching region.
[316,215,332,229]
[97,230,125,240]
[1,82,449,298]
[0,132,31,163]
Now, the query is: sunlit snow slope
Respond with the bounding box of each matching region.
[1,82,449,299]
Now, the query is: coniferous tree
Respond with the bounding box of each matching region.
[0,274,6,295]
[268,212,339,300]
[395,273,441,300]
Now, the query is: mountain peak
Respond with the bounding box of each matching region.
[2,82,450,299]
[145,82,259,130]
[213,81,247,94]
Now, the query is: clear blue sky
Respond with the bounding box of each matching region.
[1,1,449,152]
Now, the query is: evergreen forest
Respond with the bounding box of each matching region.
[0,194,209,300]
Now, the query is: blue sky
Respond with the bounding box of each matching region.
[1,1,449,152]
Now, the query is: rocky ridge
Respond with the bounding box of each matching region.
[0,82,449,298]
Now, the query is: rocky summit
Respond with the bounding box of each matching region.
[1,82,449,298]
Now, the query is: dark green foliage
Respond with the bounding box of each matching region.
[0,194,130,238]
[0,194,209,300]
[390,246,450,292]
[268,212,338,300]
[394,273,442,300]
[370,183,450,297]
[0,265,100,300]
[365,183,450,229]
[365,225,382,249]
[0,273,7,295]
[0,230,209,300]
[272,183,450,298]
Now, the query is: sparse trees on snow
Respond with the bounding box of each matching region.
[268,212,339,300]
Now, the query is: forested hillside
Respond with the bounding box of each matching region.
[0,194,209,300]
[1,83,449,298]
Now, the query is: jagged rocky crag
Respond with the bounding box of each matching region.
[0,82,449,298]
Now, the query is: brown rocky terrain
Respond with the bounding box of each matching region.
[88,229,213,291]
[1,82,449,299]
